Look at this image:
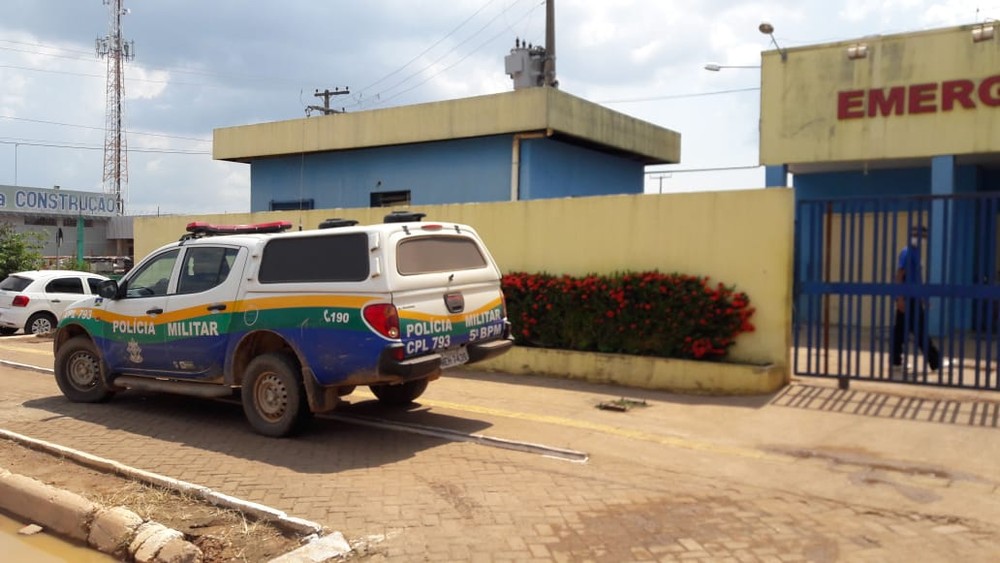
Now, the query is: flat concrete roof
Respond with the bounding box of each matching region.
[214,87,680,165]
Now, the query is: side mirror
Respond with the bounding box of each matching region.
[97,279,119,300]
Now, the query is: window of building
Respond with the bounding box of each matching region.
[25,217,57,226]
[259,233,369,283]
[370,191,411,208]
[269,199,314,211]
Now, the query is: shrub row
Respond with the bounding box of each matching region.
[501,271,755,360]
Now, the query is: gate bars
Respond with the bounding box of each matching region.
[794,194,1000,391]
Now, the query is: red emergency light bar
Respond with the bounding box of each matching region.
[184,221,293,238]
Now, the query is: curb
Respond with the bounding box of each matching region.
[0,429,324,538]
[0,467,202,562]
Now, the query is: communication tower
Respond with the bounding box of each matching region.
[96,0,134,215]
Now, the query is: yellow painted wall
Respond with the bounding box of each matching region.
[135,189,794,369]
[761,24,1000,165]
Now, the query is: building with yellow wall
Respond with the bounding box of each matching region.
[761,22,1000,192]
[761,22,1000,328]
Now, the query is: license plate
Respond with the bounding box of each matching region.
[440,347,469,369]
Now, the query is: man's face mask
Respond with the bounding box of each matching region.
[911,236,920,246]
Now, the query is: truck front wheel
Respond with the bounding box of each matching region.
[54,336,113,403]
[242,353,309,437]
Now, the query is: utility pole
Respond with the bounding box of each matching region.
[543,0,558,88]
[306,87,350,116]
[96,0,134,216]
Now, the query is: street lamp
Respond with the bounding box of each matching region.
[704,63,761,71]
[758,21,788,61]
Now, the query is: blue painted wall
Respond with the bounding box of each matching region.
[249,135,643,211]
[518,138,643,199]
[251,135,513,211]
[793,165,981,201]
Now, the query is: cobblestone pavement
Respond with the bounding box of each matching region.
[1,336,998,561]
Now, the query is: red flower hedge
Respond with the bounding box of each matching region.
[501,271,755,361]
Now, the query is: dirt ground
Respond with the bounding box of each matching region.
[0,439,309,562]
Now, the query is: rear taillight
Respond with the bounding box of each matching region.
[11,295,29,307]
[363,303,400,339]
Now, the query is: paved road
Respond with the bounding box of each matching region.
[1,335,999,561]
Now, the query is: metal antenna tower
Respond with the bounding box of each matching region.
[96,0,134,215]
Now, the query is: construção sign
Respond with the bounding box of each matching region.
[0,186,118,217]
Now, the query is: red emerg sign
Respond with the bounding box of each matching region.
[837,75,1000,119]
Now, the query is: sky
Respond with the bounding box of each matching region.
[1,0,998,216]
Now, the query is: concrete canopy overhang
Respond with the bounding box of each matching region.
[788,153,1000,175]
[213,88,680,166]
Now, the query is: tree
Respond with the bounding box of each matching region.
[0,222,44,280]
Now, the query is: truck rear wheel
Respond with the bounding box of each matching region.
[241,353,309,437]
[370,379,428,406]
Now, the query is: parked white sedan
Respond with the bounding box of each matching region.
[0,270,110,335]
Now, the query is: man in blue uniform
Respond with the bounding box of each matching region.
[891,225,941,378]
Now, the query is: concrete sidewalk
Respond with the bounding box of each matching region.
[425,369,1000,523]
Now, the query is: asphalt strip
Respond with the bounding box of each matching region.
[2,359,590,464]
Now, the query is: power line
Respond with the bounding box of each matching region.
[0,35,332,88]
[364,0,543,110]
[0,138,209,155]
[0,38,94,56]
[599,87,760,105]
[354,0,502,97]
[352,0,539,110]
[0,115,211,143]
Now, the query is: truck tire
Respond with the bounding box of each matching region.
[54,336,113,403]
[241,353,309,437]
[370,379,428,406]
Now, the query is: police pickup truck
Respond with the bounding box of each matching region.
[53,214,513,436]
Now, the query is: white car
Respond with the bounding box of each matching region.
[0,270,110,335]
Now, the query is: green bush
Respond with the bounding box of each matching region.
[0,222,44,280]
[501,271,755,361]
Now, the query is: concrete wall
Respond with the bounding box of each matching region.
[0,214,113,257]
[250,136,513,211]
[134,189,794,369]
[248,135,646,211]
[761,24,1000,167]
[214,88,680,165]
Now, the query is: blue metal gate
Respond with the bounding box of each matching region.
[794,194,1000,391]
